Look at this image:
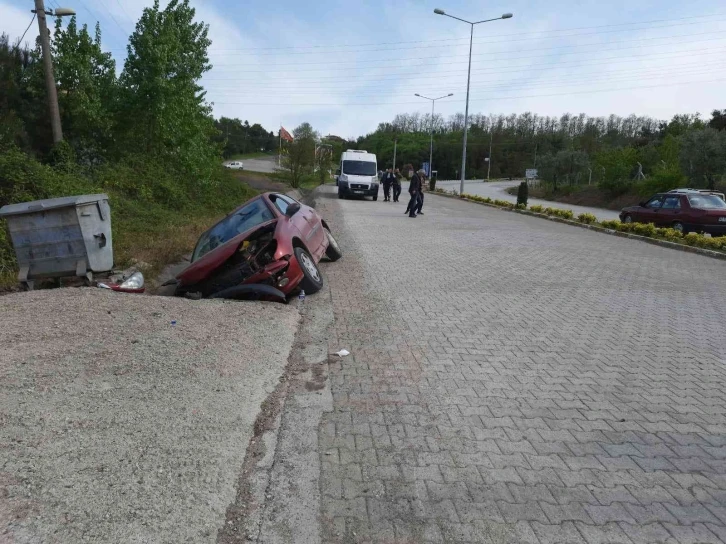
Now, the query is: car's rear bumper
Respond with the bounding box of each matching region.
[689,223,726,235]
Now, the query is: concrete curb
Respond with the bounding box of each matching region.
[430,191,726,262]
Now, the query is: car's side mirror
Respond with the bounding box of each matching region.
[285,202,301,218]
[335,169,341,176]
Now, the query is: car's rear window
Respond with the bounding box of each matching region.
[687,195,726,209]
[192,200,275,261]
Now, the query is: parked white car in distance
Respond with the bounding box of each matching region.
[225,161,244,170]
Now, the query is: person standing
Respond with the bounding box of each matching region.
[392,169,402,202]
[415,172,426,215]
[382,168,395,201]
[406,169,423,218]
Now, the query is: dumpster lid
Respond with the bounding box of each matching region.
[0,194,109,217]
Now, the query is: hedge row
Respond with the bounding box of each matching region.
[434,189,726,253]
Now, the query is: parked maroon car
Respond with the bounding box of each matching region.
[172,193,342,301]
[619,189,726,235]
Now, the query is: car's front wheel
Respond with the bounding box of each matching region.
[294,246,323,294]
[324,228,343,262]
[623,214,633,224]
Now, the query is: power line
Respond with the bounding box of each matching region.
[207,31,725,69]
[206,67,726,102]
[205,18,726,57]
[17,14,36,45]
[205,64,726,97]
[203,46,726,80]
[206,39,726,73]
[204,59,726,92]
[116,12,724,53]
[95,0,132,36]
[74,0,129,42]
[210,77,726,106]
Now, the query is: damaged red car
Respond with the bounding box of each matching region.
[173,193,342,301]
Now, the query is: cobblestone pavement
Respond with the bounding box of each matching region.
[313,186,726,544]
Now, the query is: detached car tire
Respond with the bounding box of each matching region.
[324,228,343,262]
[294,246,323,294]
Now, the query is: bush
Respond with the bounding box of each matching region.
[632,222,657,237]
[516,181,528,207]
[635,168,686,197]
[683,233,702,247]
[655,228,683,242]
[600,220,621,230]
[599,178,631,197]
[542,207,574,220]
[577,213,597,224]
[529,204,544,213]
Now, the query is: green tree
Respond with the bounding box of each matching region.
[537,149,589,192]
[52,17,117,160]
[679,128,726,190]
[118,0,219,179]
[709,109,726,131]
[0,35,50,153]
[281,122,317,188]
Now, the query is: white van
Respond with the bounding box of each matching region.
[337,150,379,201]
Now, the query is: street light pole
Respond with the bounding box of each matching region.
[32,0,75,144]
[434,8,513,195]
[415,93,453,182]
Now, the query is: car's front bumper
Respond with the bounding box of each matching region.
[339,183,378,197]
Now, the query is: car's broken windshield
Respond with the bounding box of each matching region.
[192,200,275,261]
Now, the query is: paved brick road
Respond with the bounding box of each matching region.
[315,187,726,544]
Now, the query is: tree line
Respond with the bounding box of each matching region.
[355,110,726,192]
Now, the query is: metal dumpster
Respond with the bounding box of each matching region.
[0,194,113,288]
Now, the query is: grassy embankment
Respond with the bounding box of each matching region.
[0,150,258,288]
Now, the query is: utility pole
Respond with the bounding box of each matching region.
[392,138,397,171]
[487,132,493,180]
[533,143,538,168]
[34,0,65,143]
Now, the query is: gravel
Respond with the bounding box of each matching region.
[0,288,298,543]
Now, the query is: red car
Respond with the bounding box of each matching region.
[173,193,342,301]
[619,189,726,235]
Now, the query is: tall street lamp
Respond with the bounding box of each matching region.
[415,93,453,183]
[31,0,76,143]
[434,8,512,195]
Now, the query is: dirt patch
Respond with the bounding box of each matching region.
[1,288,298,544]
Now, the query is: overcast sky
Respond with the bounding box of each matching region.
[2,0,725,139]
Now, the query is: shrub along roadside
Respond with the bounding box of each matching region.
[434,189,726,254]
